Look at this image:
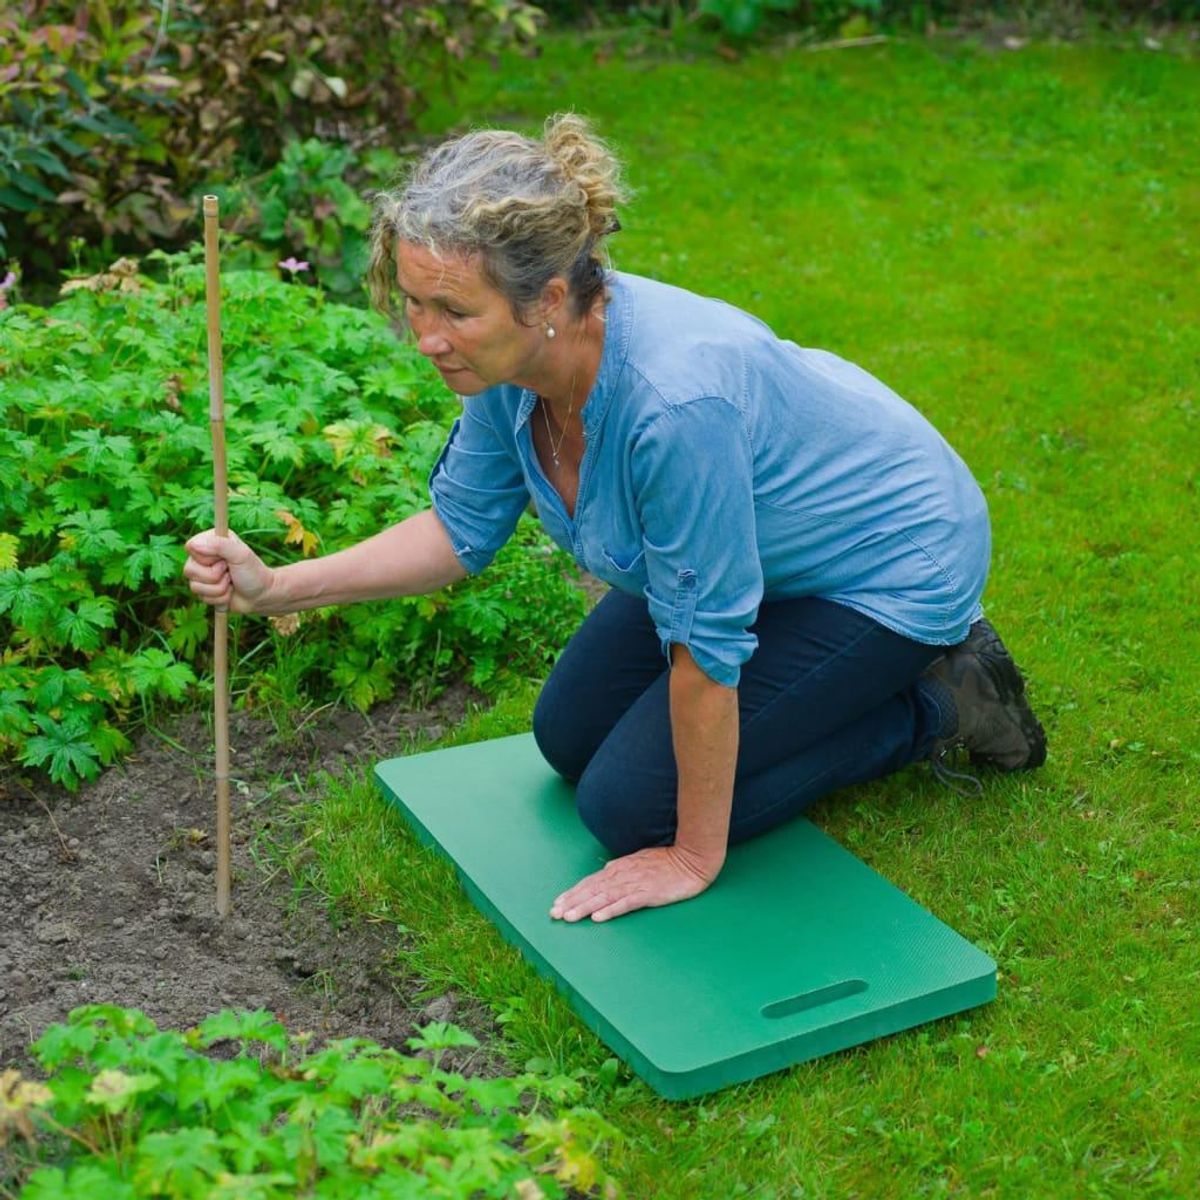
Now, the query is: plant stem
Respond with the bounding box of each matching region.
[13,778,76,863]
[36,1112,105,1158]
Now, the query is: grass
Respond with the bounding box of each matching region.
[277,27,1198,1200]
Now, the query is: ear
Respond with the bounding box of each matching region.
[538,275,570,325]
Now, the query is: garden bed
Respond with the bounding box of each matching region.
[0,684,499,1073]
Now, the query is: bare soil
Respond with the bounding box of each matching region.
[0,683,501,1072]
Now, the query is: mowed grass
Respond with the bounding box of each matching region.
[279,31,1199,1200]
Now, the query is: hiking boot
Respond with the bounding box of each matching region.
[925,618,1047,772]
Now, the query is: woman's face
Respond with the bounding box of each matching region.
[394,240,545,395]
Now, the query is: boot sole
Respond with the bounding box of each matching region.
[968,620,1048,771]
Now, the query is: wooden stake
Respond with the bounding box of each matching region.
[203,195,232,917]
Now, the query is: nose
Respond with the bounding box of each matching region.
[410,310,452,359]
[416,329,452,359]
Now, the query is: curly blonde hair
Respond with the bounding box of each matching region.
[367,113,627,325]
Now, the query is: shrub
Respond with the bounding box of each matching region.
[543,0,1199,39]
[218,137,401,299]
[0,252,587,790]
[1,1004,621,1198]
[0,1,542,277]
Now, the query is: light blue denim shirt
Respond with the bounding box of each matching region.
[429,272,990,687]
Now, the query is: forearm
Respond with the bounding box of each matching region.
[669,644,738,872]
[263,508,467,614]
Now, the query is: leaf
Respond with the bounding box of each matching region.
[0,533,18,570]
[0,185,38,213]
[196,1009,289,1053]
[162,604,209,658]
[126,648,196,700]
[302,1051,390,1101]
[21,714,102,790]
[32,1021,99,1070]
[21,1165,135,1200]
[185,1058,262,1109]
[249,422,305,468]
[64,428,136,475]
[47,128,89,157]
[86,1068,160,1113]
[330,655,394,711]
[0,689,35,740]
[0,566,54,628]
[461,1074,522,1114]
[53,596,117,653]
[47,475,106,512]
[57,509,128,563]
[90,721,132,765]
[274,508,319,556]
[1,1068,54,1141]
[124,535,182,588]
[34,666,95,712]
[322,420,393,467]
[405,1022,480,1055]
[133,1127,223,1196]
[11,172,59,203]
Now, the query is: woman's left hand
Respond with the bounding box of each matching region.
[550,844,723,924]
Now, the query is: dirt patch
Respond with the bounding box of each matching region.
[0,682,501,1072]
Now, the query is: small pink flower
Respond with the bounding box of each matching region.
[278,257,309,274]
[0,271,16,292]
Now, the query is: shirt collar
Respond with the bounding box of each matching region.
[513,270,633,435]
[582,270,633,437]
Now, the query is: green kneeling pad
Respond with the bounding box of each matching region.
[375,734,995,1100]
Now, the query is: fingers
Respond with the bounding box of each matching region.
[187,573,233,608]
[551,846,716,924]
[561,879,642,924]
[185,528,244,563]
[551,871,630,923]
[182,530,247,609]
[183,553,229,589]
[590,895,642,924]
[182,542,233,608]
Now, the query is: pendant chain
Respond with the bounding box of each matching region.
[540,363,579,469]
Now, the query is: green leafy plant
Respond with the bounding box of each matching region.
[0,250,587,789]
[697,0,800,38]
[1,1004,621,1198]
[243,138,394,297]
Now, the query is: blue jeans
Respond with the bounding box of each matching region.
[533,590,954,856]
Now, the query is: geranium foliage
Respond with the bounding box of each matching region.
[0,251,586,788]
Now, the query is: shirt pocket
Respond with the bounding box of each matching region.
[601,545,646,573]
[595,544,648,593]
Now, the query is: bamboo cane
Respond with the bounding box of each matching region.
[202,195,232,917]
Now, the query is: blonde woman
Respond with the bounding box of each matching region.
[184,115,1045,924]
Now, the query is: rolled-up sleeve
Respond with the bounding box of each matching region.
[631,397,763,687]
[428,399,529,575]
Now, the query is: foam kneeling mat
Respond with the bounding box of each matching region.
[376,733,995,1100]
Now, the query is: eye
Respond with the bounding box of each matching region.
[445,306,467,321]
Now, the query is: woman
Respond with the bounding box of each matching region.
[184,115,1046,925]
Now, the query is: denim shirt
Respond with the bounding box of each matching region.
[429,271,990,687]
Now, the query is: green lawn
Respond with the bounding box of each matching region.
[284,30,1199,1199]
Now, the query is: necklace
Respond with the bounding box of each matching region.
[540,365,579,470]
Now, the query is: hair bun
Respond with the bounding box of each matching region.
[543,112,625,240]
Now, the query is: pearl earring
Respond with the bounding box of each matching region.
[545,324,557,340]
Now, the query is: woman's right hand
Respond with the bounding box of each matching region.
[183,529,277,614]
